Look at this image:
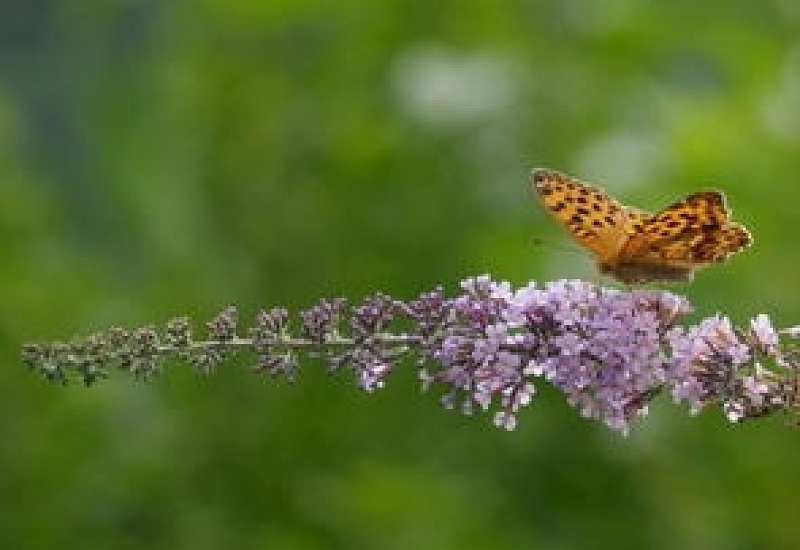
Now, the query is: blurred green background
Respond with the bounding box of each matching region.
[2,0,800,548]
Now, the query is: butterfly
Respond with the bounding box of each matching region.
[531,168,752,284]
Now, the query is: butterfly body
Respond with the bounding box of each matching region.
[598,256,695,285]
[532,169,751,285]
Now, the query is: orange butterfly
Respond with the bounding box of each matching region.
[532,169,752,284]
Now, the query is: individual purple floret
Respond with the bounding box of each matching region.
[748,313,779,355]
[358,359,392,392]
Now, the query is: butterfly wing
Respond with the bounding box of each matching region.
[532,171,752,284]
[532,169,643,264]
[621,190,751,268]
[686,223,752,264]
[642,191,729,239]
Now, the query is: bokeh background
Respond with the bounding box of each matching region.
[2,1,800,548]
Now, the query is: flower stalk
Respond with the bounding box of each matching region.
[21,277,800,435]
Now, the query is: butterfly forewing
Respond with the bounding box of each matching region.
[531,169,635,264]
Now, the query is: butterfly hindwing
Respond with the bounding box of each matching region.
[690,223,752,263]
[624,191,749,266]
[642,191,729,241]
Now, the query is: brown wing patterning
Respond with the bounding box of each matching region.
[531,169,630,263]
[690,223,751,263]
[642,191,729,241]
[531,168,752,284]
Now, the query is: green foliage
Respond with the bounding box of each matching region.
[2,0,800,548]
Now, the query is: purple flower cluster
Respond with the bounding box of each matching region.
[666,313,785,422]
[299,294,407,392]
[22,276,799,434]
[250,307,297,381]
[415,277,796,433]
[426,277,692,434]
[300,298,347,342]
[348,293,407,392]
[423,277,533,430]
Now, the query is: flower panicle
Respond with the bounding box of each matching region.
[21,277,800,434]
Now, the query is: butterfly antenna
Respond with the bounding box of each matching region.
[530,236,587,260]
[531,235,611,284]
